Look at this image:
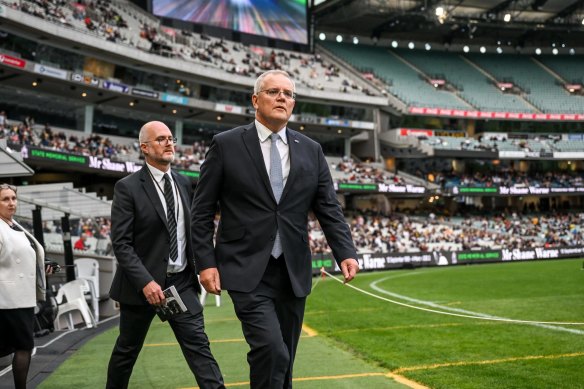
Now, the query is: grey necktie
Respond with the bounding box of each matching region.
[270,133,283,258]
[163,174,178,262]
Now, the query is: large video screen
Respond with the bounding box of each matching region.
[152,0,308,45]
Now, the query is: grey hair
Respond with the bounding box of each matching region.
[0,183,17,193]
[253,70,295,95]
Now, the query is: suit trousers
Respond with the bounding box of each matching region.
[106,270,224,389]
[229,256,306,389]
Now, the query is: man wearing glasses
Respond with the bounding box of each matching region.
[107,121,224,389]
[192,70,359,388]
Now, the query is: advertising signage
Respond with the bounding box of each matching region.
[0,54,26,68]
[452,185,584,196]
[131,88,160,99]
[311,251,434,274]
[71,73,100,87]
[28,148,86,164]
[27,147,429,192]
[24,146,199,179]
[335,182,426,195]
[312,246,584,275]
[34,64,68,80]
[409,106,584,122]
[103,81,130,94]
[161,93,188,105]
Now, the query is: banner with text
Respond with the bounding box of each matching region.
[451,185,584,196]
[23,146,200,179]
[312,246,584,275]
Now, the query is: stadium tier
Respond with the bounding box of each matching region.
[538,54,584,84]
[3,0,381,101]
[395,49,534,113]
[466,53,584,114]
[321,41,584,116]
[321,41,472,110]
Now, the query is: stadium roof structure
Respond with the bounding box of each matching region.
[0,139,34,177]
[15,182,112,221]
[314,0,584,49]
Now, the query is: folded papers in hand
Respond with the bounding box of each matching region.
[155,285,187,321]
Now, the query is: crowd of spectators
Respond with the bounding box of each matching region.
[42,216,112,239]
[16,216,113,255]
[434,170,584,189]
[0,110,210,169]
[11,0,70,24]
[10,0,130,44]
[173,140,208,169]
[37,125,133,159]
[20,208,584,257]
[308,211,584,254]
[404,159,583,190]
[81,0,128,43]
[2,116,134,159]
[332,157,407,185]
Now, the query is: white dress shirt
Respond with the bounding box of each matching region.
[146,163,187,273]
[255,119,290,187]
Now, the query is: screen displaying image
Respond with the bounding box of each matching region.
[153,0,308,44]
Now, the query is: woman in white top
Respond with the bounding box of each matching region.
[0,183,49,389]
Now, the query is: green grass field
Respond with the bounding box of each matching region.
[39,259,584,388]
[307,258,584,388]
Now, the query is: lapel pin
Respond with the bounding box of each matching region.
[294,139,299,143]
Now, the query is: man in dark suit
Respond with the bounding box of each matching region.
[107,121,224,389]
[191,70,359,388]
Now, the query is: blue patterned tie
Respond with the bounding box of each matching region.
[163,174,178,262]
[270,133,283,258]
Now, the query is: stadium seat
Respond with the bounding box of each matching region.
[54,279,96,330]
[74,258,100,321]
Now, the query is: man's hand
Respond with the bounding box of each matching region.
[142,280,166,306]
[340,258,359,284]
[199,267,221,295]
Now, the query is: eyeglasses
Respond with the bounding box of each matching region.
[142,136,177,146]
[259,88,296,100]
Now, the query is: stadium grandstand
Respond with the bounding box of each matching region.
[1,0,584,388]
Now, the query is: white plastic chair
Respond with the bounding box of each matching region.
[74,258,100,321]
[54,279,96,330]
[198,276,221,307]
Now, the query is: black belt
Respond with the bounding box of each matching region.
[166,270,184,278]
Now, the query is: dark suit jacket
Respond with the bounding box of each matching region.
[191,123,357,298]
[109,166,201,309]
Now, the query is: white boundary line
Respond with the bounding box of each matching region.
[321,270,584,330]
[36,329,78,349]
[0,366,12,377]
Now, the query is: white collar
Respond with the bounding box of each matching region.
[146,162,172,183]
[255,120,288,145]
